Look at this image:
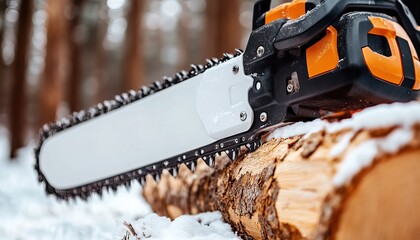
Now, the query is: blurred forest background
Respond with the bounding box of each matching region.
[0,0,283,159]
[0,0,418,159]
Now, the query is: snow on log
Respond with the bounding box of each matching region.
[143,102,420,239]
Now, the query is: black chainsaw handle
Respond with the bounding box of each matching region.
[272,0,420,53]
[251,0,420,51]
[252,0,271,30]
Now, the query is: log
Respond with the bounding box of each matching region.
[143,102,420,239]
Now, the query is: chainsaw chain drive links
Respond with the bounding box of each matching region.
[33,49,261,201]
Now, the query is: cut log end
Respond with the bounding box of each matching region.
[328,148,420,240]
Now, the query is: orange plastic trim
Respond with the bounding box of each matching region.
[306,26,339,78]
[265,0,306,24]
[362,16,420,89]
[362,17,404,85]
[414,60,420,90]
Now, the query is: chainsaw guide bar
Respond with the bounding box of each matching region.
[34,50,263,201]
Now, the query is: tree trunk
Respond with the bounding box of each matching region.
[122,0,145,91]
[38,0,70,128]
[67,0,84,113]
[0,0,6,118]
[204,0,242,58]
[9,0,33,158]
[93,1,107,104]
[143,104,420,239]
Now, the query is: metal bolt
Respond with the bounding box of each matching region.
[257,46,265,57]
[240,111,247,121]
[287,83,294,93]
[255,81,262,90]
[232,65,239,74]
[260,112,268,122]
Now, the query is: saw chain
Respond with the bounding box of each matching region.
[34,50,263,201]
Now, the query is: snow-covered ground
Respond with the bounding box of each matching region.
[0,127,239,240]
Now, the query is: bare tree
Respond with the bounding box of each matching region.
[204,0,242,58]
[94,1,108,104]
[122,0,145,91]
[38,0,70,128]
[9,0,33,158]
[0,0,7,120]
[67,0,85,113]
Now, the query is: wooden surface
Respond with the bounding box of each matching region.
[143,120,420,239]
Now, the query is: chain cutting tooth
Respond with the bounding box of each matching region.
[197,64,204,71]
[225,149,234,161]
[152,172,161,183]
[80,192,88,201]
[211,58,219,64]
[175,72,183,81]
[226,148,240,161]
[185,160,197,173]
[138,176,146,186]
[235,48,243,54]
[37,174,44,182]
[234,147,240,160]
[121,93,130,102]
[205,59,213,68]
[203,155,215,167]
[181,70,188,79]
[115,95,124,104]
[141,86,150,95]
[162,76,172,88]
[190,64,198,75]
[223,53,234,59]
[170,167,178,177]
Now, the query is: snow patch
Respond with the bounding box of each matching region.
[327,102,420,133]
[269,102,420,141]
[127,212,239,240]
[268,119,327,140]
[267,102,420,187]
[330,132,354,158]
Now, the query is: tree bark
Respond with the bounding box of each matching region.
[0,0,6,117]
[204,0,242,58]
[122,0,145,91]
[9,0,33,158]
[38,0,70,128]
[143,109,420,239]
[67,0,84,113]
[93,1,107,104]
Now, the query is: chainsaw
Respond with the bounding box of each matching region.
[35,0,420,200]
